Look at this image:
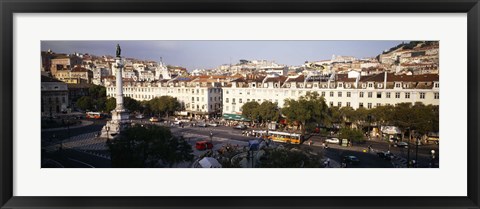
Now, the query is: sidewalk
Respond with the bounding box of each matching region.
[41,120,94,132]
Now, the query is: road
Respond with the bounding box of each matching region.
[41,118,439,168]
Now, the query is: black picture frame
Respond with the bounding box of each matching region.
[1,0,479,208]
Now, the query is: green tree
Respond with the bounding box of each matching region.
[241,101,260,121]
[148,96,181,118]
[104,97,116,112]
[257,101,280,123]
[124,97,141,112]
[258,148,322,168]
[339,128,365,143]
[282,91,329,134]
[88,85,106,99]
[391,103,416,140]
[108,125,194,168]
[76,96,94,111]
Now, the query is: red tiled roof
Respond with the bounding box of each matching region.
[287,75,305,82]
[336,74,356,82]
[388,74,439,82]
[359,73,385,82]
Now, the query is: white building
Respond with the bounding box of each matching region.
[106,76,223,119]
[221,72,439,114]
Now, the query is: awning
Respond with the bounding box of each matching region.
[381,126,401,135]
[222,113,251,121]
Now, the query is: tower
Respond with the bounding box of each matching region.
[101,44,130,139]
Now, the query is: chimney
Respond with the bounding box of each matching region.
[384,71,387,89]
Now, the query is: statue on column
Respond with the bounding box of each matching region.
[116,44,121,58]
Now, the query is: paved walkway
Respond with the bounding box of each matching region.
[43,132,111,160]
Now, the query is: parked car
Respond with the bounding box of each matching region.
[325,138,340,144]
[377,151,394,160]
[195,141,213,150]
[395,141,409,148]
[135,114,144,119]
[173,120,182,125]
[208,122,219,127]
[234,124,247,130]
[343,155,360,165]
[149,117,159,122]
[197,122,207,127]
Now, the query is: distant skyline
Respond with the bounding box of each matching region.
[41,40,407,70]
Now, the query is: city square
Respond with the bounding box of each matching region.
[41,41,440,168]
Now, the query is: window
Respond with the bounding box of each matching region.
[226,106,229,111]
[368,83,373,88]
[395,92,400,98]
[434,93,439,99]
[226,98,229,103]
[338,83,343,88]
[347,92,351,97]
[346,102,351,107]
[420,92,426,99]
[338,102,342,107]
[226,90,229,94]
[330,92,334,97]
[405,92,410,99]
[360,92,364,98]
[247,99,250,102]
[192,97,194,102]
[386,92,391,98]
[395,83,401,88]
[367,103,372,109]
[377,92,382,98]
[359,102,364,108]
[321,92,326,97]
[239,99,243,103]
[329,101,333,107]
[232,98,236,103]
[376,103,381,107]
[434,83,439,88]
[368,92,372,98]
[338,92,342,97]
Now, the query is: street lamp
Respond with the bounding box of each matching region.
[209,130,213,143]
[415,137,420,168]
[430,149,436,168]
[106,126,110,144]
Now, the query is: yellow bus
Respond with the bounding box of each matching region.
[267,131,304,144]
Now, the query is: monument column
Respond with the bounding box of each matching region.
[101,44,129,139]
[115,57,124,110]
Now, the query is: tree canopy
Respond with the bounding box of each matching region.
[108,125,194,168]
[282,91,329,134]
[148,96,181,118]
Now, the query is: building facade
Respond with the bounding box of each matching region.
[106,76,223,118]
[41,76,69,117]
[221,72,439,114]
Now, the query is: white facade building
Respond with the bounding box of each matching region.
[106,76,223,118]
[222,72,439,114]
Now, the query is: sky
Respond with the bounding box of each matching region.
[41,40,406,70]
